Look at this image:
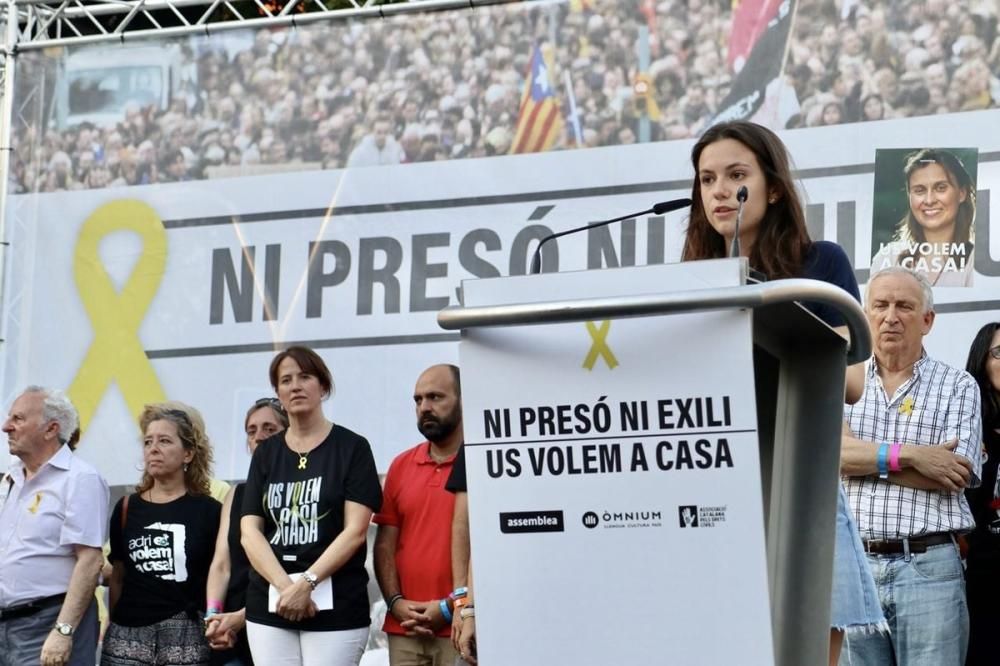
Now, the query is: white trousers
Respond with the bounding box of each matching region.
[246,621,368,666]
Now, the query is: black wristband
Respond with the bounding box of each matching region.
[387,593,404,611]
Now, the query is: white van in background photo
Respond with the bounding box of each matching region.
[53,43,195,129]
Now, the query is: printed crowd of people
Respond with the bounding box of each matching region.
[786,0,1000,128]
[6,0,999,194]
[2,119,999,665]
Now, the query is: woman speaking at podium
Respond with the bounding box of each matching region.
[681,120,885,665]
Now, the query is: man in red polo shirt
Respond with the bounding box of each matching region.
[374,364,463,666]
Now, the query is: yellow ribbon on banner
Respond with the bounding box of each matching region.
[68,200,168,433]
[582,320,619,370]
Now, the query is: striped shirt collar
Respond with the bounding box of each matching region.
[868,350,930,406]
[868,349,929,378]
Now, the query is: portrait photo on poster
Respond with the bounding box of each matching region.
[869,147,978,287]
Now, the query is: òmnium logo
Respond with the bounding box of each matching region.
[499,510,565,534]
[678,504,728,528]
[583,509,663,530]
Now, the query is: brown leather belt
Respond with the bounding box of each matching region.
[863,532,954,555]
[0,593,65,622]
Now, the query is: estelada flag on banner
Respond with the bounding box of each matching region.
[510,45,565,154]
[713,0,797,124]
[727,0,785,72]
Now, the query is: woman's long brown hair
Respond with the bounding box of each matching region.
[681,121,811,279]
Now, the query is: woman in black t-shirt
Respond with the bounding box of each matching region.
[205,398,289,665]
[102,402,222,666]
[241,346,382,666]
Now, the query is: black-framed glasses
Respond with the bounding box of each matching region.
[990,345,1000,360]
[255,397,286,415]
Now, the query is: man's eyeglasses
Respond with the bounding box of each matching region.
[990,345,1000,360]
[255,397,286,415]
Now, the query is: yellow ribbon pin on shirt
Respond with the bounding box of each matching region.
[67,200,168,432]
[582,320,619,370]
[899,396,915,416]
[27,492,42,514]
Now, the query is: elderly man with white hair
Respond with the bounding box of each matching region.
[0,387,109,666]
[840,267,981,665]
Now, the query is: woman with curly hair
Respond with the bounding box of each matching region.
[102,402,222,666]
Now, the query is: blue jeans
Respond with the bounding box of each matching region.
[839,542,968,665]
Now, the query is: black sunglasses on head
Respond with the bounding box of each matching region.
[255,397,286,414]
[164,408,192,429]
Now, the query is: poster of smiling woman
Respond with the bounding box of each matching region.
[870,147,979,287]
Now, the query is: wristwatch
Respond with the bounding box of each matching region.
[54,622,75,636]
[301,570,319,590]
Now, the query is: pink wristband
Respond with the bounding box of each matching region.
[207,599,224,613]
[888,443,902,472]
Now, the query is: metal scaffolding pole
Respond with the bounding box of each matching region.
[5,0,513,49]
[0,0,20,346]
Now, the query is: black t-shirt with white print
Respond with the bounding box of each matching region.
[108,492,222,626]
[241,424,382,631]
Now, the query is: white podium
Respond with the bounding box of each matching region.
[438,258,870,666]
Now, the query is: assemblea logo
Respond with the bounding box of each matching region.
[498,510,565,534]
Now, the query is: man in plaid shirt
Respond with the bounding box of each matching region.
[840,266,981,665]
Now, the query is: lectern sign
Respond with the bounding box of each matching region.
[459,260,774,665]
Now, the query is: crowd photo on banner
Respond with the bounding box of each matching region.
[6,0,1000,188]
[2,0,1000,664]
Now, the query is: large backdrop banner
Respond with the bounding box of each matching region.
[2,0,999,483]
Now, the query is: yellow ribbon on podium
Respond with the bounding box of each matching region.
[68,200,168,432]
[582,320,619,370]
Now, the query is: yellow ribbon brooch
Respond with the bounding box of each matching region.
[898,396,915,416]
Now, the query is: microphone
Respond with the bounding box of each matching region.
[729,186,748,258]
[529,198,693,274]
